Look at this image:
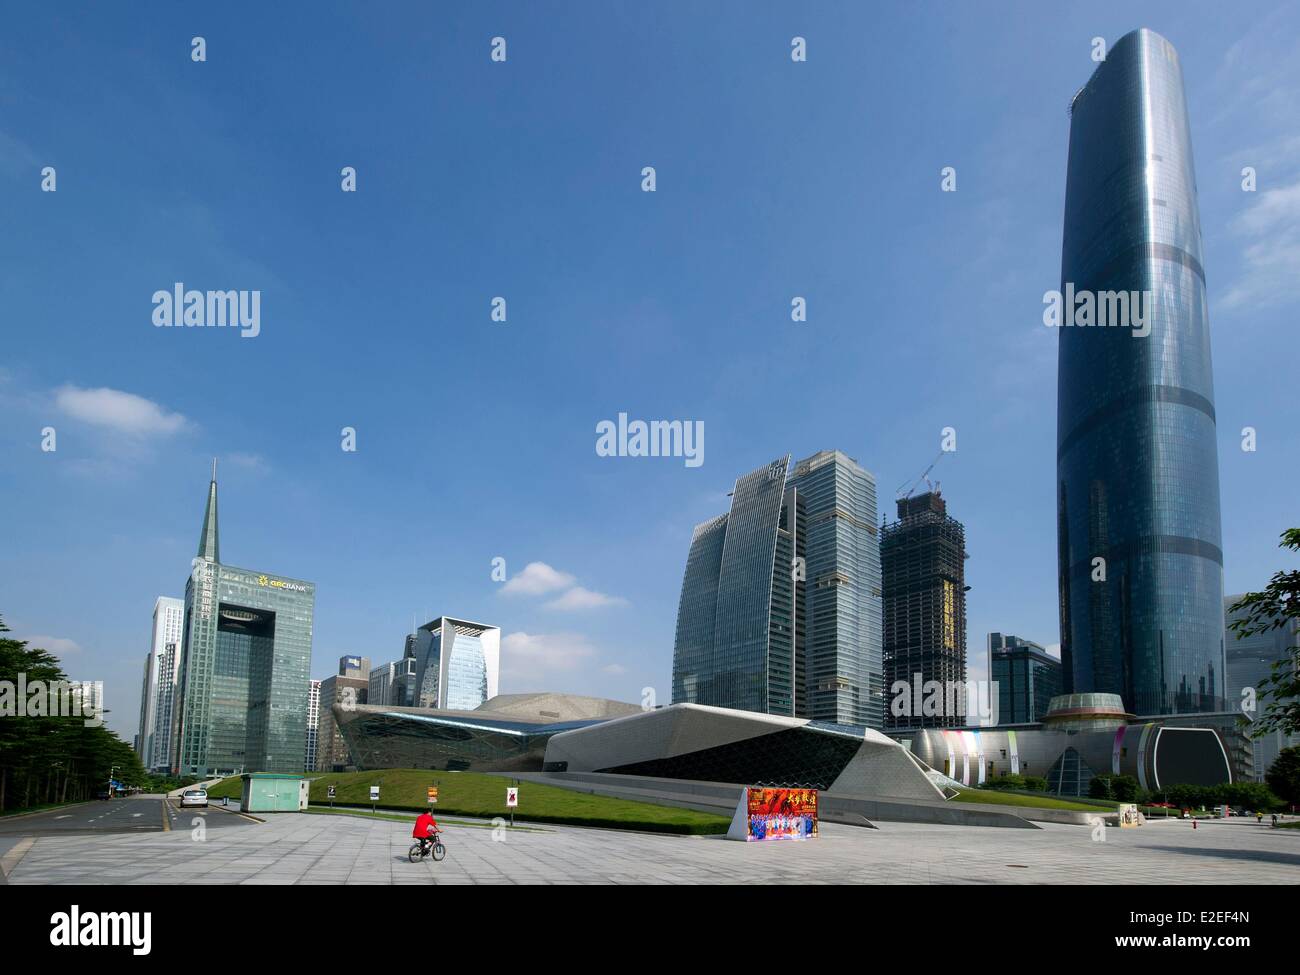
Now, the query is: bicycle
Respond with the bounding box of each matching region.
[408,831,446,863]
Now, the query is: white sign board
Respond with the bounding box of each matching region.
[506,787,519,808]
[369,785,380,802]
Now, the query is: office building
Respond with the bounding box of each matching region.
[407,617,500,711]
[1056,28,1226,717]
[173,462,316,776]
[338,655,370,681]
[882,491,968,730]
[989,633,1062,725]
[304,679,321,773]
[787,450,884,727]
[367,658,414,707]
[316,672,367,771]
[672,456,805,716]
[1226,594,1300,781]
[136,596,184,771]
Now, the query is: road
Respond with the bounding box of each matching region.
[0,795,256,838]
[0,794,258,883]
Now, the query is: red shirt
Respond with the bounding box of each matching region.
[413,812,438,838]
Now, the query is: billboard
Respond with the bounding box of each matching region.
[741,787,818,841]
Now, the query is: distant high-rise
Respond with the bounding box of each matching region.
[304,679,321,773]
[316,672,366,771]
[787,450,884,727]
[882,491,967,730]
[409,618,500,711]
[367,658,412,708]
[1056,28,1225,717]
[337,655,370,681]
[989,633,1061,726]
[1225,595,1300,781]
[137,596,185,771]
[672,456,804,716]
[174,461,316,776]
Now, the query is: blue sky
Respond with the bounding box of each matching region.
[2,2,1297,739]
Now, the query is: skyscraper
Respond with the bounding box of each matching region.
[1056,28,1225,717]
[136,595,184,771]
[409,617,500,711]
[304,678,321,773]
[989,633,1061,726]
[316,671,367,771]
[672,456,804,716]
[174,462,316,776]
[882,491,967,730]
[787,450,884,727]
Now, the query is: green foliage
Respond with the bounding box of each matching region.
[1090,773,1140,801]
[980,773,1047,792]
[981,773,1029,791]
[1153,780,1282,812]
[1228,528,1300,739]
[1266,746,1300,808]
[0,613,148,813]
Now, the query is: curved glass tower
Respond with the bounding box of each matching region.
[1057,29,1225,717]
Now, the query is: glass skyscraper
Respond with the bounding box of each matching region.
[173,462,316,776]
[672,451,884,724]
[408,617,500,711]
[1056,28,1225,717]
[788,450,884,727]
[673,456,804,716]
[989,633,1061,726]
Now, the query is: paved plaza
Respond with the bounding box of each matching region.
[4,806,1299,884]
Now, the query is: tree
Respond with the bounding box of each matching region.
[1266,746,1300,808]
[0,612,146,813]
[1091,773,1140,802]
[1228,528,1300,739]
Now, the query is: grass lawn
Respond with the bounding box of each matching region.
[204,769,730,835]
[951,789,1110,812]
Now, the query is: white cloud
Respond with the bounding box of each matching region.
[543,586,629,611]
[55,385,188,437]
[1219,181,1300,310]
[500,631,596,682]
[500,561,575,596]
[601,663,627,675]
[22,634,81,658]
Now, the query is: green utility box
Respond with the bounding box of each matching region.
[240,773,309,813]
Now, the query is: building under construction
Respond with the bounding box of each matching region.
[882,490,968,730]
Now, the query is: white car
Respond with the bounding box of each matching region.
[179,789,209,808]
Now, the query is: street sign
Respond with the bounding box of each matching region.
[427,787,439,804]
[506,787,518,808]
[327,786,336,798]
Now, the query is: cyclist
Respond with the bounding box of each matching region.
[412,809,440,854]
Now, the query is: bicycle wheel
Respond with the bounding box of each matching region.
[408,843,424,863]
[431,841,446,862]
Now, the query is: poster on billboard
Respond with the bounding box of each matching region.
[726,787,818,841]
[1118,803,1143,827]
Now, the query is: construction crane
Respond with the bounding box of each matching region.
[895,449,947,502]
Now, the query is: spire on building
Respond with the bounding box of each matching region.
[197,458,220,563]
